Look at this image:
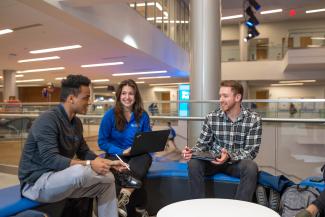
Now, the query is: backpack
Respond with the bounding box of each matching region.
[279,185,320,217]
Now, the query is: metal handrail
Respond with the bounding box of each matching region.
[1,113,325,123]
[1,99,325,105]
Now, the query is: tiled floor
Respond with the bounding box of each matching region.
[0,172,19,189]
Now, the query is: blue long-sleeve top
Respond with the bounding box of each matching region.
[98,108,151,155]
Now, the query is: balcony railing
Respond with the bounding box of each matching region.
[1,99,325,182]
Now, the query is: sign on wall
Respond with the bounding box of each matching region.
[178,84,190,116]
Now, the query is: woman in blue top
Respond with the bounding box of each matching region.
[98,79,151,217]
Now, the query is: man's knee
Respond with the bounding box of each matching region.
[240,160,258,178]
[188,159,205,173]
[68,165,91,186]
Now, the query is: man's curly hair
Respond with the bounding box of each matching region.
[60,74,91,102]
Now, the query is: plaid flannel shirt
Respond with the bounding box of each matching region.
[192,106,262,161]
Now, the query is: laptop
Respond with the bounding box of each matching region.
[129,130,170,156]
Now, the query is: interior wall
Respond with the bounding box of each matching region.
[249,85,325,99]
[18,87,61,102]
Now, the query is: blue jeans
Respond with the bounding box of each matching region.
[188,159,258,201]
[22,165,117,217]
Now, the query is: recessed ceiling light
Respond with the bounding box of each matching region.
[279,80,316,84]
[136,81,145,84]
[92,79,110,83]
[221,14,243,20]
[81,62,124,68]
[260,9,283,14]
[16,79,45,83]
[306,8,325,14]
[149,82,189,86]
[55,77,66,80]
[18,56,60,63]
[17,67,65,74]
[0,29,13,35]
[271,83,304,86]
[0,74,24,79]
[311,37,325,40]
[308,45,321,48]
[93,86,108,89]
[112,70,167,76]
[138,76,171,80]
[30,45,82,54]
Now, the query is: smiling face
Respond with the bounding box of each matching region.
[219,86,241,113]
[120,85,135,111]
[71,85,91,115]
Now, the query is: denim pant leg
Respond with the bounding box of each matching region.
[22,165,118,217]
[223,159,258,202]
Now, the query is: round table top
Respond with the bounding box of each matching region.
[157,198,280,217]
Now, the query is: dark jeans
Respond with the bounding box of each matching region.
[188,159,258,201]
[107,153,152,211]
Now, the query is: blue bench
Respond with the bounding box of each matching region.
[0,185,66,217]
[0,161,239,216]
[145,161,240,215]
[0,185,40,217]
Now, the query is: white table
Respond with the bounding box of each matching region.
[157,198,280,217]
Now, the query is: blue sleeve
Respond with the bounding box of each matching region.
[142,111,152,132]
[172,128,176,138]
[98,109,124,155]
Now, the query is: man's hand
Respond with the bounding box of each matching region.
[90,157,112,175]
[211,148,230,165]
[123,147,131,156]
[91,158,127,175]
[182,146,192,160]
[108,159,128,172]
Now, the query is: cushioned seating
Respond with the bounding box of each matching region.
[145,161,240,215]
[0,185,67,217]
[299,176,325,192]
[147,161,240,183]
[0,185,40,217]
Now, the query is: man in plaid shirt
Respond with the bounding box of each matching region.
[182,80,262,201]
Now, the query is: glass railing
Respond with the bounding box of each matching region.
[1,99,325,182]
[288,30,325,49]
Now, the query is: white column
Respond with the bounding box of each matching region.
[188,0,221,147]
[3,70,17,100]
[239,23,249,61]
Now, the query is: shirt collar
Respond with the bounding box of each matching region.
[58,104,75,124]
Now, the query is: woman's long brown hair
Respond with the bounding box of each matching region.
[114,79,144,131]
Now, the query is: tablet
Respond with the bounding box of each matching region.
[191,151,221,161]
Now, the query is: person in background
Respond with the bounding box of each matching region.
[289,102,298,118]
[98,79,151,217]
[166,121,177,151]
[18,75,128,217]
[182,80,262,202]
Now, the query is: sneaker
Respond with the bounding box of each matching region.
[115,172,142,189]
[118,191,130,217]
[135,208,149,217]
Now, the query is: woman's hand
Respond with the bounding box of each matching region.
[123,147,131,156]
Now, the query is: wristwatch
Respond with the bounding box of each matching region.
[86,160,91,167]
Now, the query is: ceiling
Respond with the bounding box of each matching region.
[1,0,325,88]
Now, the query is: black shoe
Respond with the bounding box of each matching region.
[115,172,142,189]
